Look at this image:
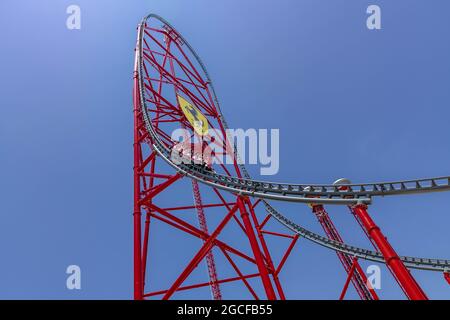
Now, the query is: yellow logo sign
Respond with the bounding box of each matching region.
[177,95,208,136]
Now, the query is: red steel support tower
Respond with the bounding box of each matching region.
[310,204,379,300]
[351,204,428,300]
[132,15,298,300]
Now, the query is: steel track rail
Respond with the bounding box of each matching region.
[137,14,450,272]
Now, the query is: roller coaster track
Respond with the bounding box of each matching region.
[135,14,450,297]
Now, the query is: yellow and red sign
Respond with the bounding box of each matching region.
[177,95,209,136]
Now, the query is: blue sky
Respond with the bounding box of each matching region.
[0,0,449,299]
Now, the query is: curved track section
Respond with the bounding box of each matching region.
[137,14,450,272]
[265,203,450,272]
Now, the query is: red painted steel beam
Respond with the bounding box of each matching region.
[275,235,299,275]
[162,202,236,211]
[238,197,277,300]
[260,214,271,229]
[339,257,358,300]
[260,230,295,239]
[139,151,156,171]
[144,273,260,298]
[252,199,262,209]
[140,172,172,179]
[444,272,450,285]
[148,207,257,264]
[162,203,239,299]
[220,248,259,300]
[352,204,428,300]
[211,188,248,235]
[139,173,182,205]
[142,49,215,116]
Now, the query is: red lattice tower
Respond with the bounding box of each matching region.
[132,14,298,300]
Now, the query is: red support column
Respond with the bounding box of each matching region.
[444,272,450,285]
[352,204,428,300]
[133,129,143,296]
[133,33,144,299]
[339,257,358,300]
[237,197,277,300]
[244,198,285,299]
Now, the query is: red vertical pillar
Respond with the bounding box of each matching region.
[133,89,143,299]
[237,197,277,300]
[352,204,428,300]
[133,26,143,300]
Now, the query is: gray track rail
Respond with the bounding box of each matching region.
[136,14,450,272]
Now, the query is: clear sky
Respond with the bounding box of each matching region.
[0,0,449,299]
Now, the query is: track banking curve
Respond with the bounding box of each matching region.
[136,14,450,272]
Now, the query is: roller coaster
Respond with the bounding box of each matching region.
[132,14,450,300]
